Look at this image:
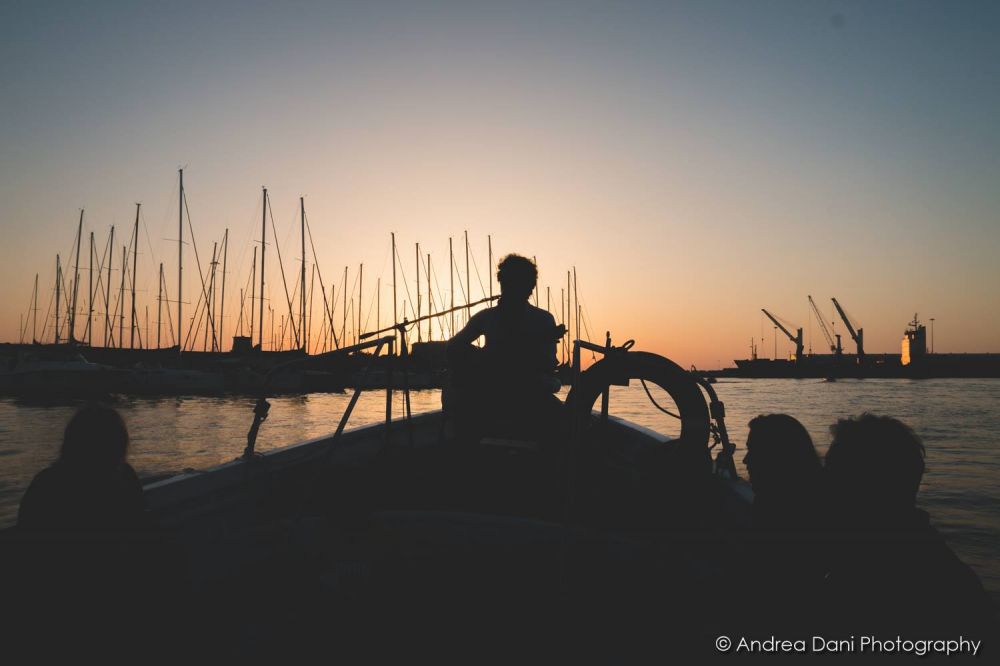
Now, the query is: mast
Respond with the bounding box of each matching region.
[69,209,83,343]
[119,245,126,349]
[258,187,267,351]
[464,230,470,323]
[358,263,363,346]
[415,243,421,342]
[449,237,454,336]
[376,278,380,342]
[157,263,164,349]
[308,263,316,354]
[300,197,306,351]
[55,255,61,344]
[206,241,218,351]
[219,229,228,352]
[32,273,38,344]
[342,265,348,346]
[391,233,398,337]
[130,203,140,349]
[566,271,571,348]
[249,246,256,344]
[105,226,114,347]
[573,266,580,348]
[427,253,432,342]
[533,255,539,307]
[178,169,183,355]
[87,231,94,345]
[488,235,493,300]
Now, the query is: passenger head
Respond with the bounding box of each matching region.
[497,254,537,303]
[743,414,821,497]
[825,413,924,517]
[59,404,130,470]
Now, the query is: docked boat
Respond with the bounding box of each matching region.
[5,352,127,397]
[136,338,750,660]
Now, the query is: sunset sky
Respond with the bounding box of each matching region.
[2,1,998,368]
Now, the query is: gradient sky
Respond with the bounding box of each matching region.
[2,0,998,367]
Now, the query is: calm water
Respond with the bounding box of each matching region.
[2,379,998,601]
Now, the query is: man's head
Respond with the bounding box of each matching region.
[825,413,925,516]
[497,254,537,303]
[743,413,821,495]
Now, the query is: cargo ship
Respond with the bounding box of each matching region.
[730,314,1000,379]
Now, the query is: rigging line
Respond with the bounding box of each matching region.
[639,379,682,420]
[267,195,300,349]
[469,246,486,300]
[303,212,339,349]
[392,243,416,319]
[450,251,468,303]
[180,193,217,351]
[430,264,451,338]
[39,278,55,343]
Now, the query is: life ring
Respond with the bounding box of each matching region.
[564,350,712,463]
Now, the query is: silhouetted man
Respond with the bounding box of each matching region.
[822,413,995,634]
[445,254,563,443]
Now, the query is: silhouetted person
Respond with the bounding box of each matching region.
[741,414,828,631]
[18,404,145,531]
[822,413,995,634]
[445,254,563,443]
[8,404,186,660]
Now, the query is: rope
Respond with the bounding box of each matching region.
[639,378,681,420]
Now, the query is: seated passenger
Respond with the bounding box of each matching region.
[445,254,564,443]
[822,413,995,633]
[18,403,145,531]
[741,414,828,626]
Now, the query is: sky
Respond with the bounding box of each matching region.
[1,0,998,367]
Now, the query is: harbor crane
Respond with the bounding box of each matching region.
[832,297,864,362]
[808,295,842,356]
[761,309,804,361]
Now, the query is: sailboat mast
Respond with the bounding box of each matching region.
[249,246,256,344]
[300,197,306,352]
[573,266,579,348]
[178,169,184,354]
[157,263,163,349]
[69,209,83,343]
[33,273,38,344]
[449,237,454,336]
[415,243,421,342]
[464,230,470,323]
[119,245,126,348]
[391,232,398,334]
[488,234,492,300]
[55,255,61,344]
[342,265,347,345]
[220,228,228,352]
[358,263,363,346]
[258,187,267,351]
[87,231,94,345]
[130,203,140,349]
[105,226,114,347]
[427,253,432,342]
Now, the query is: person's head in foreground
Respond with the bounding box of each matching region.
[825,413,925,523]
[59,403,131,471]
[744,413,822,501]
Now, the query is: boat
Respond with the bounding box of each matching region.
[131,337,749,660]
[5,351,127,397]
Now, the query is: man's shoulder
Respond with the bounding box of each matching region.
[526,304,556,325]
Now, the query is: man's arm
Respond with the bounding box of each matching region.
[446,310,487,365]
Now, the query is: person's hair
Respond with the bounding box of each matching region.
[825,413,925,511]
[496,254,538,300]
[745,414,821,496]
[59,404,130,468]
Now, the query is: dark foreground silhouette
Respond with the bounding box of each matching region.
[3,404,189,660]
